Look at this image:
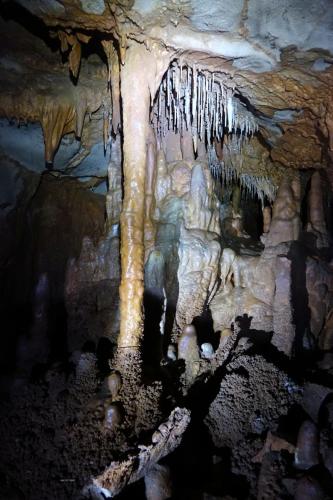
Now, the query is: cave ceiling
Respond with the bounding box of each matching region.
[1,0,333,175]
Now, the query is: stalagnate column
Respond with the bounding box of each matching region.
[116,44,150,386]
[114,41,169,411]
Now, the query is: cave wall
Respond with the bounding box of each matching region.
[0,2,333,499]
[0,166,107,373]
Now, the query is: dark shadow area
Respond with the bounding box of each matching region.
[300,174,311,230]
[116,479,146,500]
[143,288,164,373]
[0,2,60,51]
[235,320,304,382]
[166,421,250,500]
[241,194,264,240]
[192,309,217,348]
[289,242,312,360]
[0,172,106,379]
[96,337,114,376]
[277,404,309,444]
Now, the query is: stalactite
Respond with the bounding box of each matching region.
[101,40,121,135]
[103,101,111,153]
[75,98,87,139]
[41,103,76,166]
[152,59,258,161]
[151,60,267,230]
[213,155,276,204]
[68,39,82,79]
[57,31,90,80]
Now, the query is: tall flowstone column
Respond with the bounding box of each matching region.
[114,41,169,415]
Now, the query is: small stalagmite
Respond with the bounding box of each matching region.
[263,205,272,234]
[180,128,195,161]
[294,420,319,470]
[104,403,123,431]
[166,344,177,361]
[200,342,214,359]
[107,371,122,400]
[178,324,200,385]
[220,328,232,348]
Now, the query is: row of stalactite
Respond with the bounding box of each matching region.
[152,61,258,152]
[147,60,274,204]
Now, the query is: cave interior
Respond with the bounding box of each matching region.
[1,1,333,499]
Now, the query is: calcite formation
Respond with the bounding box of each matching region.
[1,1,333,499]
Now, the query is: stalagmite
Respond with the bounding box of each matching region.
[16,273,50,375]
[154,148,170,206]
[107,371,122,400]
[196,137,207,161]
[265,177,300,247]
[272,255,295,357]
[307,171,328,248]
[166,344,177,361]
[263,205,272,234]
[165,130,182,163]
[200,343,214,359]
[295,420,319,470]
[104,403,123,431]
[178,324,200,386]
[180,128,195,161]
[220,328,233,348]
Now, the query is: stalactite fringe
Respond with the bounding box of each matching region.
[152,60,258,152]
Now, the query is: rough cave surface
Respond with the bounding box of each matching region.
[0,1,333,499]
